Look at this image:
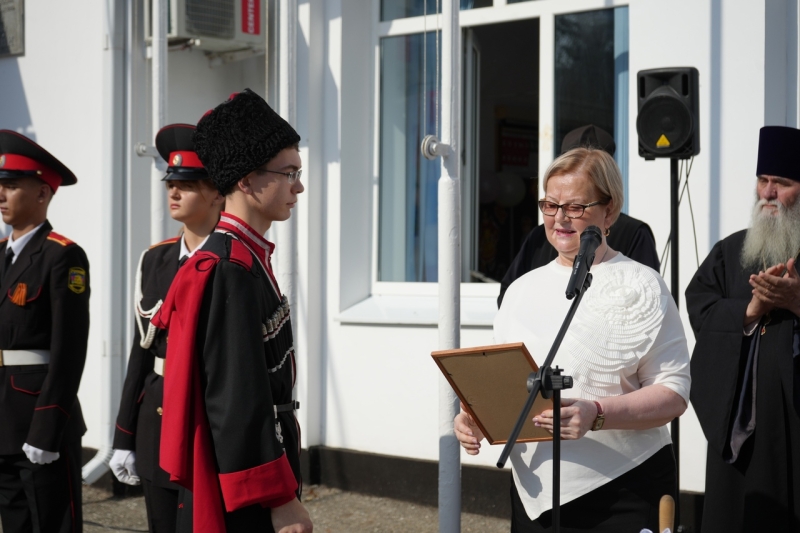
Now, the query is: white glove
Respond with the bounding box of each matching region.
[110,449,141,485]
[22,443,60,465]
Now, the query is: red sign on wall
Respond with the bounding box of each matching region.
[242,0,260,35]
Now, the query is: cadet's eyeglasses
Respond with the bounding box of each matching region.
[265,169,303,184]
[538,199,606,219]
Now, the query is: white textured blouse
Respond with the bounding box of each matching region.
[494,253,691,520]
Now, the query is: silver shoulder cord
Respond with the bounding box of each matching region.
[221,229,298,414]
[134,248,162,349]
[224,231,294,374]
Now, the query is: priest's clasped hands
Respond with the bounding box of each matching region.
[746,257,800,322]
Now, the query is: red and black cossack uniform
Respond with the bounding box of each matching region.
[152,213,300,533]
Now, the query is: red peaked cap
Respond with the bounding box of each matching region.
[0,130,77,192]
[155,123,209,181]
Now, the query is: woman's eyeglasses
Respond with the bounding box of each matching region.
[538,199,606,219]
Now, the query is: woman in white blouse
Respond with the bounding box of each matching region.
[455,147,691,532]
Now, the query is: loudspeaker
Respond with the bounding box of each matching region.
[636,67,700,160]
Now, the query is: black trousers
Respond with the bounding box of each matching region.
[0,438,82,533]
[142,478,179,533]
[511,444,676,533]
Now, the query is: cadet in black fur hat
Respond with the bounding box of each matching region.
[152,91,309,533]
[194,88,301,195]
[0,131,90,533]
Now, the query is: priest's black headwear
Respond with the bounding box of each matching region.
[756,126,800,182]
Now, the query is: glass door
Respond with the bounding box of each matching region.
[471,18,540,283]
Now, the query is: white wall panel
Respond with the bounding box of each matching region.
[0,0,107,449]
[630,0,768,493]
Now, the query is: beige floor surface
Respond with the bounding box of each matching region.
[75,484,510,533]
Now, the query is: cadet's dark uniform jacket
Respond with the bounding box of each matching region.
[152,213,300,533]
[113,237,180,487]
[0,221,90,455]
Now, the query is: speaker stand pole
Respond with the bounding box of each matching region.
[670,157,681,528]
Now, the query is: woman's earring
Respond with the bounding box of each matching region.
[604,227,611,237]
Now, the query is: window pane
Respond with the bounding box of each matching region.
[378,32,441,282]
[473,19,540,283]
[554,10,615,155]
[380,0,491,22]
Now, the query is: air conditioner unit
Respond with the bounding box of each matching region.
[145,0,266,53]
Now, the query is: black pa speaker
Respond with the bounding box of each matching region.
[636,67,700,160]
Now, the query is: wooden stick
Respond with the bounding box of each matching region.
[659,494,675,533]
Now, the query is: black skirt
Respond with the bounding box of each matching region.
[511,444,677,533]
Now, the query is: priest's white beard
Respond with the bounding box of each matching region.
[741,197,800,272]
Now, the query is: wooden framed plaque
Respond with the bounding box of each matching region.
[432,342,553,444]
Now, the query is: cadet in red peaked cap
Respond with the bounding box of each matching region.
[0,130,90,533]
[110,123,223,533]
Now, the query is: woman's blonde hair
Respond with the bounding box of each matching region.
[542,147,623,226]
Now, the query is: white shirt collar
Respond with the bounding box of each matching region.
[180,234,210,260]
[6,222,46,263]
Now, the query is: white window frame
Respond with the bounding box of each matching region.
[338,0,629,326]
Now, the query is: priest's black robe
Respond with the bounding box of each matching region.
[686,229,800,533]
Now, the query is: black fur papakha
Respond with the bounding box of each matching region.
[194,89,301,195]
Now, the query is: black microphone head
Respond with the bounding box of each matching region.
[580,225,603,244]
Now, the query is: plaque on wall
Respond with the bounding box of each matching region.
[0,0,24,57]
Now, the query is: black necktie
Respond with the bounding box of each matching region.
[178,255,189,268]
[1,249,14,285]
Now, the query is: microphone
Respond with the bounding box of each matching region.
[565,225,602,300]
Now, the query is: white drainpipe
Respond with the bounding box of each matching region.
[275,0,298,335]
[82,0,128,484]
[438,1,461,531]
[150,0,168,244]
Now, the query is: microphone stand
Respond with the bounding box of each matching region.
[497,272,594,533]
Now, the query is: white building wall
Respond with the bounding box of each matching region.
[0,0,109,449]
[629,0,777,492]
